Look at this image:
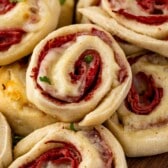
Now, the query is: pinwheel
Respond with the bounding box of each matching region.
[78,0,168,57]
[106,52,168,157]
[0,59,58,136]
[26,24,132,126]
[0,0,60,65]
[9,123,127,168]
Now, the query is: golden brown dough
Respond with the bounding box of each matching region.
[26,24,132,126]
[106,52,168,157]
[0,0,61,65]
[0,59,58,136]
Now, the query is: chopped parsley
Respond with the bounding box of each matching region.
[84,55,93,64]
[39,76,51,85]
[59,0,66,5]
[70,123,77,132]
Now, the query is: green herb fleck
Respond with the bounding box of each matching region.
[59,0,66,5]
[10,0,24,3]
[39,76,51,85]
[13,135,24,146]
[70,123,77,132]
[84,55,93,64]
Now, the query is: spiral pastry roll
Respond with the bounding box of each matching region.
[9,123,127,168]
[79,0,168,57]
[0,112,12,168]
[0,59,58,136]
[58,0,75,28]
[26,24,132,126]
[0,0,61,65]
[106,52,168,157]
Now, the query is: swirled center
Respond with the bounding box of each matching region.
[32,29,115,103]
[125,72,163,114]
[69,49,101,102]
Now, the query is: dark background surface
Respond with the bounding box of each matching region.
[127,152,168,168]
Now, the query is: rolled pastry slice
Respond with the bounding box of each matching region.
[106,52,168,157]
[78,5,168,57]
[26,24,132,126]
[58,0,75,28]
[0,0,61,65]
[101,0,168,38]
[77,0,144,56]
[0,112,12,168]
[0,58,58,136]
[9,123,127,168]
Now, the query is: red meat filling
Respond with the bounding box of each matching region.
[125,72,163,114]
[0,0,16,14]
[0,29,26,51]
[111,0,168,25]
[69,49,102,101]
[19,141,82,168]
[137,0,168,14]
[118,9,168,25]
